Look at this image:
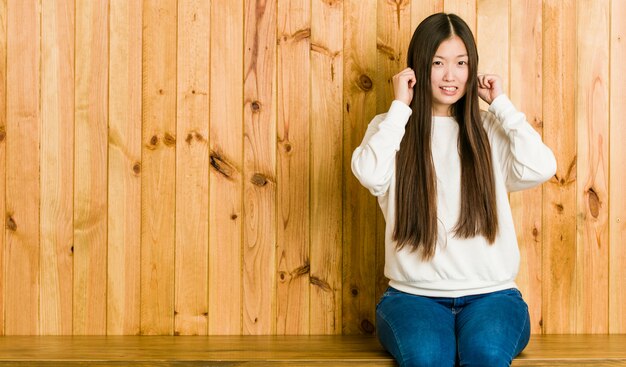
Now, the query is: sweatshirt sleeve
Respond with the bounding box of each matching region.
[485,94,557,192]
[351,100,413,196]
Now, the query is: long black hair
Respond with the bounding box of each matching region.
[393,13,498,260]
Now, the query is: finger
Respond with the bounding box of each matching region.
[408,77,416,89]
[477,75,487,89]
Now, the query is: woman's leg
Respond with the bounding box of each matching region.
[456,288,531,367]
[376,288,456,367]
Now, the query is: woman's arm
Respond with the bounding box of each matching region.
[351,101,412,196]
[485,94,557,192]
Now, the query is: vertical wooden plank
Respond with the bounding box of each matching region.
[343,0,377,335]
[411,0,444,32]
[5,0,40,335]
[310,0,343,335]
[276,0,310,335]
[141,0,177,336]
[40,0,74,335]
[509,0,543,334]
[108,0,142,335]
[243,0,277,335]
[74,0,109,335]
[175,0,209,336]
[575,0,609,334]
[542,0,577,334]
[208,0,243,336]
[609,0,626,334]
[476,0,508,109]
[0,0,8,336]
[375,0,411,304]
[443,0,476,35]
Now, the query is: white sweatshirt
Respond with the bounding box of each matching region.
[351,94,557,298]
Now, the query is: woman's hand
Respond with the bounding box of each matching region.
[477,74,504,104]
[392,68,416,106]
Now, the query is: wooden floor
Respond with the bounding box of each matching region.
[0,335,624,366]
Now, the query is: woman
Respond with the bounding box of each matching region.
[351,13,556,367]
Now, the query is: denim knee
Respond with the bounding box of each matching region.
[377,313,453,367]
[460,345,512,367]
[375,288,455,367]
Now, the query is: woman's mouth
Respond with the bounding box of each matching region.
[439,86,458,95]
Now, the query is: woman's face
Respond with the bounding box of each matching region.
[430,35,469,116]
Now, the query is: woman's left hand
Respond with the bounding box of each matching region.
[477,74,504,104]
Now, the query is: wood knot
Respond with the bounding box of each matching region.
[291,262,310,278]
[361,319,375,334]
[186,131,206,145]
[358,74,373,91]
[231,214,238,220]
[163,132,176,147]
[310,276,332,293]
[132,162,141,174]
[351,288,359,296]
[587,187,600,218]
[532,227,539,238]
[210,151,235,179]
[148,135,159,149]
[158,89,164,95]
[251,173,268,186]
[6,216,17,231]
[555,203,564,213]
[251,101,261,112]
[279,272,287,281]
[0,127,5,142]
[283,142,292,153]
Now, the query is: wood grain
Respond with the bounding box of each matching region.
[0,335,623,366]
[141,0,177,335]
[542,0,577,334]
[40,0,74,335]
[509,0,544,334]
[310,0,343,335]
[74,0,109,335]
[343,0,377,335]
[208,0,243,336]
[443,0,476,34]
[0,0,6,336]
[5,0,40,335]
[575,0,609,334]
[276,0,311,335]
[476,0,508,108]
[107,0,142,336]
[609,0,626,334]
[175,0,210,336]
[243,0,278,335]
[411,0,444,30]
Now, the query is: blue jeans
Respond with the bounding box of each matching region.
[376,287,530,367]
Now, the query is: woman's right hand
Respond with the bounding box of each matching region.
[392,68,416,107]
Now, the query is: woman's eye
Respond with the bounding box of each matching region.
[458,60,468,65]
[433,61,443,66]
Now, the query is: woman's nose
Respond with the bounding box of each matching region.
[443,68,454,81]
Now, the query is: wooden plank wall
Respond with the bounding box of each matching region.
[0,0,624,336]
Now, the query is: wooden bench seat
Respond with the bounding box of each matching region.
[0,334,624,366]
